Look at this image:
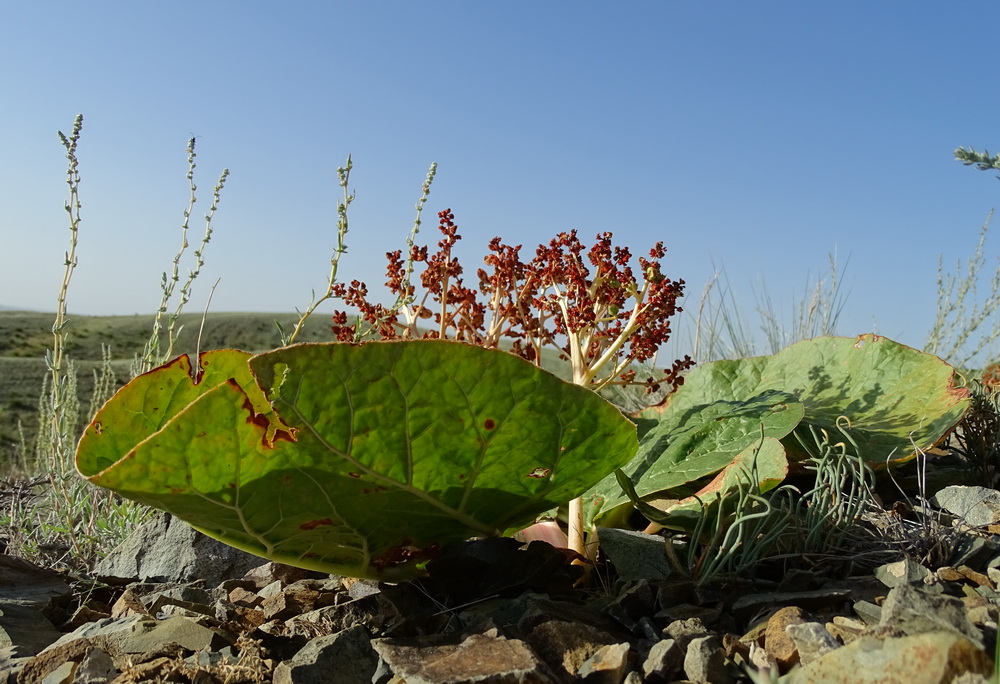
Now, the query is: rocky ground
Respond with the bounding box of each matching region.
[2,485,1000,684]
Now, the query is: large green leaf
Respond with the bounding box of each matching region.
[588,334,968,528]
[77,340,637,580]
[585,390,803,526]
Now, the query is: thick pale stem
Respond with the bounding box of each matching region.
[567,496,584,560]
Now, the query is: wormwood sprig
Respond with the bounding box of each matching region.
[283,157,355,345]
[924,211,1000,369]
[136,138,229,375]
[9,116,153,570]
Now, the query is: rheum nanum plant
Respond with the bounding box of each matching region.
[332,209,693,392]
[76,163,691,579]
[329,208,695,555]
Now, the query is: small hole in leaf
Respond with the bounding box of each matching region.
[527,467,551,479]
[348,472,361,478]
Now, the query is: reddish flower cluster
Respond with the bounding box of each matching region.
[331,209,694,393]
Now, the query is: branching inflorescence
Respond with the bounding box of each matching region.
[330,208,694,395]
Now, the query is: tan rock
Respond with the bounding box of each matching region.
[764,606,808,670]
[110,589,150,619]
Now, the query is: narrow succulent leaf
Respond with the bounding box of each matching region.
[615,437,788,534]
[585,390,803,526]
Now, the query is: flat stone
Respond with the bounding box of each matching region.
[786,632,992,683]
[0,602,63,657]
[120,614,232,654]
[373,633,557,684]
[596,528,671,581]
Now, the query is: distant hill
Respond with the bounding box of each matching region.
[0,310,337,465]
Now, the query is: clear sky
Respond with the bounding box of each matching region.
[3,2,1000,360]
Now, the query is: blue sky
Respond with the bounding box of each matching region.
[2,2,1000,359]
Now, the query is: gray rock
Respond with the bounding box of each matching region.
[0,603,63,657]
[0,556,72,615]
[785,621,840,665]
[94,512,267,585]
[41,614,158,661]
[853,599,882,626]
[874,559,932,588]
[683,634,732,684]
[663,617,710,651]
[39,660,75,684]
[785,632,992,683]
[63,646,116,684]
[641,638,683,681]
[273,625,378,684]
[933,485,1000,527]
[597,528,671,581]
[373,633,557,684]
[605,580,657,633]
[880,584,983,648]
[120,614,232,655]
[12,639,109,684]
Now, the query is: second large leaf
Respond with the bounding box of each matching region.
[77,340,637,580]
[658,334,968,465]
